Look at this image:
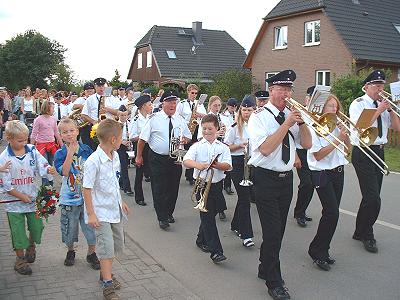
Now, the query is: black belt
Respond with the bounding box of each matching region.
[368,144,384,150]
[257,167,292,178]
[327,165,344,173]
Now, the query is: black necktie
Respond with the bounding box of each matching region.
[58,105,61,120]
[373,100,383,138]
[168,116,173,142]
[190,102,194,111]
[277,112,290,164]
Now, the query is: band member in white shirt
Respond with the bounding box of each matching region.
[349,70,400,253]
[254,90,269,108]
[248,70,311,300]
[136,90,191,230]
[307,94,350,271]
[222,98,238,127]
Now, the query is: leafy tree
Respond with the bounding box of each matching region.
[48,63,76,91]
[209,69,252,102]
[0,30,67,91]
[108,69,129,88]
[331,66,392,114]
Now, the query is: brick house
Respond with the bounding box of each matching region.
[127,22,246,86]
[244,0,400,99]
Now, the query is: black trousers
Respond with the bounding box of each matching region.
[80,125,97,151]
[134,144,150,201]
[352,146,384,240]
[254,167,293,289]
[293,149,314,218]
[117,144,132,193]
[309,167,344,260]
[148,149,182,222]
[184,125,198,181]
[196,180,224,255]
[230,156,253,239]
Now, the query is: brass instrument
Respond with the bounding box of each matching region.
[98,95,107,121]
[169,126,187,164]
[69,108,89,128]
[191,154,220,212]
[378,90,400,118]
[337,111,389,175]
[188,94,207,135]
[285,97,349,157]
[239,139,253,186]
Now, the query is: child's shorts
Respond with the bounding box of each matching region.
[60,204,96,247]
[95,221,124,259]
[7,212,44,250]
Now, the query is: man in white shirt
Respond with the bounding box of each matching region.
[349,70,400,253]
[248,70,311,300]
[136,90,191,230]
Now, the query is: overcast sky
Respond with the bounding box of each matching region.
[0,0,280,82]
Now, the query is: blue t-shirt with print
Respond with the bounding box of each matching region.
[54,142,93,206]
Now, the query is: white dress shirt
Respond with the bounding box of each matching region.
[349,94,391,146]
[74,96,86,106]
[130,112,149,139]
[83,146,123,223]
[139,110,192,155]
[121,120,134,142]
[224,122,250,156]
[183,138,232,183]
[81,93,119,121]
[248,102,300,172]
[176,99,207,123]
[222,110,236,127]
[307,128,348,171]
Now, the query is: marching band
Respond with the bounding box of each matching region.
[1,67,399,300]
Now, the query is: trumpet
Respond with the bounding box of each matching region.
[169,126,187,164]
[239,140,253,186]
[285,98,349,157]
[378,90,400,118]
[191,154,220,212]
[337,112,389,175]
[69,108,89,128]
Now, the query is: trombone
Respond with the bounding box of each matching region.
[378,90,400,118]
[285,98,349,157]
[337,112,389,175]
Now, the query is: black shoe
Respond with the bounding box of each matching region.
[250,198,256,204]
[210,253,226,263]
[196,242,210,253]
[224,187,234,195]
[64,250,75,266]
[86,252,100,270]
[326,256,336,265]
[231,228,241,237]
[144,177,151,182]
[352,233,362,241]
[136,199,147,206]
[268,286,291,300]
[159,220,170,230]
[219,212,226,220]
[167,216,175,223]
[304,215,313,222]
[362,239,378,253]
[313,259,331,271]
[125,191,134,197]
[296,217,307,227]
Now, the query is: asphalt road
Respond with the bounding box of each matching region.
[123,165,400,300]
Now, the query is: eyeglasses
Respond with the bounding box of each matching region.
[273,86,293,93]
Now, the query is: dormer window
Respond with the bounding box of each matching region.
[305,20,320,46]
[166,50,177,59]
[274,26,288,49]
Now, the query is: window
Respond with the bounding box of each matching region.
[274,26,288,49]
[146,51,152,68]
[137,53,142,69]
[394,24,400,34]
[316,70,331,86]
[305,20,320,45]
[166,50,177,59]
[265,72,278,89]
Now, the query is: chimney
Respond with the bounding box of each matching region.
[192,21,202,45]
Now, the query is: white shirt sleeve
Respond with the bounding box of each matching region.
[183,142,198,162]
[219,144,232,171]
[34,148,53,181]
[82,156,97,189]
[248,111,272,150]
[139,117,152,142]
[224,126,235,145]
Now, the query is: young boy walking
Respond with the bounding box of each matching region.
[54,118,100,269]
[83,119,130,300]
[0,120,55,275]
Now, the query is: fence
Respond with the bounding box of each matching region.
[388,129,400,147]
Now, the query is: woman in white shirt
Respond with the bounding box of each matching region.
[307,94,351,271]
[21,89,36,122]
[224,96,255,247]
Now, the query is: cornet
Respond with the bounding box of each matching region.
[169,126,187,164]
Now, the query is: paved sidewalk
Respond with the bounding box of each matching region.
[0,205,199,300]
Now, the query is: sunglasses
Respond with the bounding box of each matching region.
[190,92,198,95]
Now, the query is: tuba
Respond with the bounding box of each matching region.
[239,140,253,186]
[169,126,187,164]
[191,154,220,212]
[69,108,89,128]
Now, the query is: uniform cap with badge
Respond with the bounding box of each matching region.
[254,90,269,99]
[160,90,178,102]
[135,95,151,108]
[83,82,94,90]
[93,77,107,86]
[241,95,256,107]
[227,98,238,107]
[266,69,296,87]
[363,70,386,85]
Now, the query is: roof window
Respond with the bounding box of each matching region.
[166,50,177,59]
[394,24,400,34]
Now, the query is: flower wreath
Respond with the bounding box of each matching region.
[36,185,60,221]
